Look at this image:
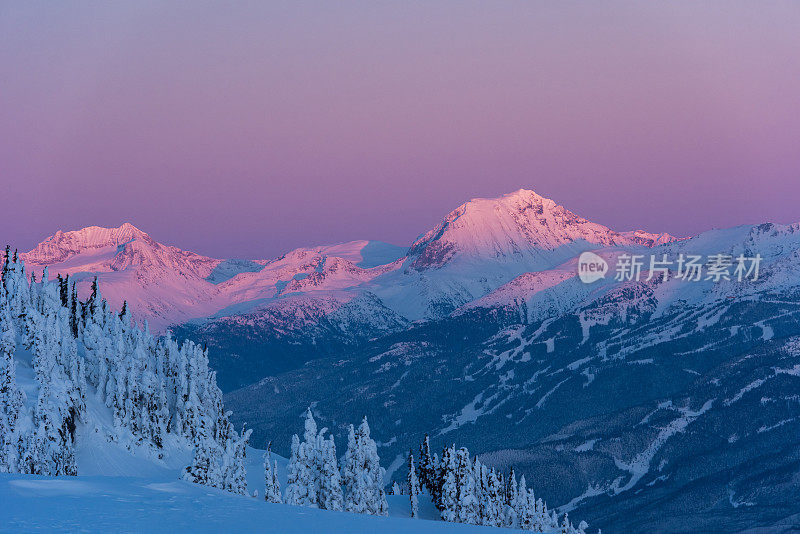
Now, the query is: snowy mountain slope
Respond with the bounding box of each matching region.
[192,219,800,392]
[19,223,225,330]
[2,349,517,534]
[452,221,800,324]
[226,287,800,533]
[176,291,410,391]
[0,471,543,534]
[364,189,678,321]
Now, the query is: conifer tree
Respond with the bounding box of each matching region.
[343,417,388,516]
[0,293,23,473]
[342,423,363,512]
[505,467,519,528]
[516,475,533,530]
[221,429,251,495]
[184,417,215,486]
[454,447,479,524]
[418,433,438,497]
[264,442,282,504]
[439,445,458,522]
[318,434,343,511]
[285,433,317,507]
[407,453,420,519]
[484,467,504,527]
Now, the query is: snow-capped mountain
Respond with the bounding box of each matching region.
[18,226,405,332]
[407,189,677,270]
[20,223,223,329]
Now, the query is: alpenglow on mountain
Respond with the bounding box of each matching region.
[12,187,800,532]
[18,189,676,331]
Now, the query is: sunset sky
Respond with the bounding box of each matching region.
[2,2,799,259]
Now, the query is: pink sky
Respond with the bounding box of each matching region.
[1,2,799,259]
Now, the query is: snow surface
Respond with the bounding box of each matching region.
[0,472,513,533]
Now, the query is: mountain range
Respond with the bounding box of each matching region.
[17,189,675,329]
[11,188,800,533]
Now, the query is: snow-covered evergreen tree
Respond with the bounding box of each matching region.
[342,423,362,512]
[483,465,504,527]
[454,447,479,524]
[407,453,420,519]
[505,466,519,528]
[263,442,282,504]
[439,445,458,522]
[284,407,343,510]
[516,475,533,530]
[418,433,438,498]
[184,417,217,487]
[0,292,24,473]
[343,417,388,516]
[221,427,251,495]
[285,433,317,507]
[317,433,343,511]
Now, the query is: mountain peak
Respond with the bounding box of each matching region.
[408,188,674,269]
[471,188,546,203]
[23,223,154,265]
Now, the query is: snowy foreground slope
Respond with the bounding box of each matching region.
[0,473,512,534]
[0,436,508,534]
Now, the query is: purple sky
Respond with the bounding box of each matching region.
[2,2,799,259]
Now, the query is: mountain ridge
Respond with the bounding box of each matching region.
[16,189,678,331]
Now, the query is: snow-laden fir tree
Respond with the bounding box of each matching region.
[0,291,24,473]
[481,462,504,527]
[342,423,361,510]
[342,417,388,516]
[455,447,479,524]
[285,433,317,508]
[264,442,282,504]
[220,427,251,495]
[516,475,533,530]
[184,417,214,486]
[418,433,438,498]
[505,466,519,528]
[407,453,420,519]
[317,433,343,511]
[439,445,458,522]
